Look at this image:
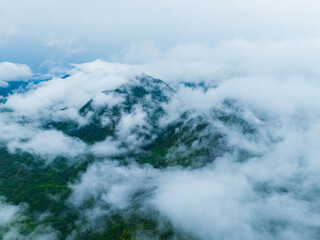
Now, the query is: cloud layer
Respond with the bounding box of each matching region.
[1,41,320,239]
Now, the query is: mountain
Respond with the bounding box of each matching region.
[0,74,260,240]
[49,75,173,144]
[47,75,256,168]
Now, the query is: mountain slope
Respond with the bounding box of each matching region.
[0,74,263,240]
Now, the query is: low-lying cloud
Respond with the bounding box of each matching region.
[0,62,32,87]
[0,38,320,239]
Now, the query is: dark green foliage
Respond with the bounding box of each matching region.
[81,215,136,240]
[53,155,96,182]
[0,148,80,239]
[66,123,114,144]
[77,212,197,240]
[0,146,196,239]
[139,115,225,168]
[1,170,68,211]
[48,120,115,144]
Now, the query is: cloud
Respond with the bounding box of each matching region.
[0,113,86,160]
[2,0,320,69]
[116,39,320,83]
[0,198,59,240]
[7,130,87,160]
[60,55,320,239]
[0,62,32,82]
[1,37,320,239]
[0,60,147,159]
[163,75,320,117]
[149,158,320,240]
[90,137,125,156]
[91,92,124,109]
[69,160,158,211]
[0,198,22,226]
[69,111,320,239]
[116,105,150,146]
[4,60,141,117]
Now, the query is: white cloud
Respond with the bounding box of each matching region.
[116,39,320,83]
[0,113,86,160]
[0,198,22,226]
[0,198,59,240]
[163,75,320,117]
[116,106,149,144]
[149,162,320,240]
[69,160,158,210]
[7,130,87,160]
[90,137,124,156]
[92,92,124,109]
[0,62,32,82]
[5,60,141,117]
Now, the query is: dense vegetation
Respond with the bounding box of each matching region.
[0,145,200,239]
[0,76,256,239]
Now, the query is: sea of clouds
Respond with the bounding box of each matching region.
[1,37,320,239]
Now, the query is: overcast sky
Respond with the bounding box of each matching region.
[1,0,320,72]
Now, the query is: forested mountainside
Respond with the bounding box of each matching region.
[0,70,319,240]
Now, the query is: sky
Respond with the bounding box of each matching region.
[1,0,320,73]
